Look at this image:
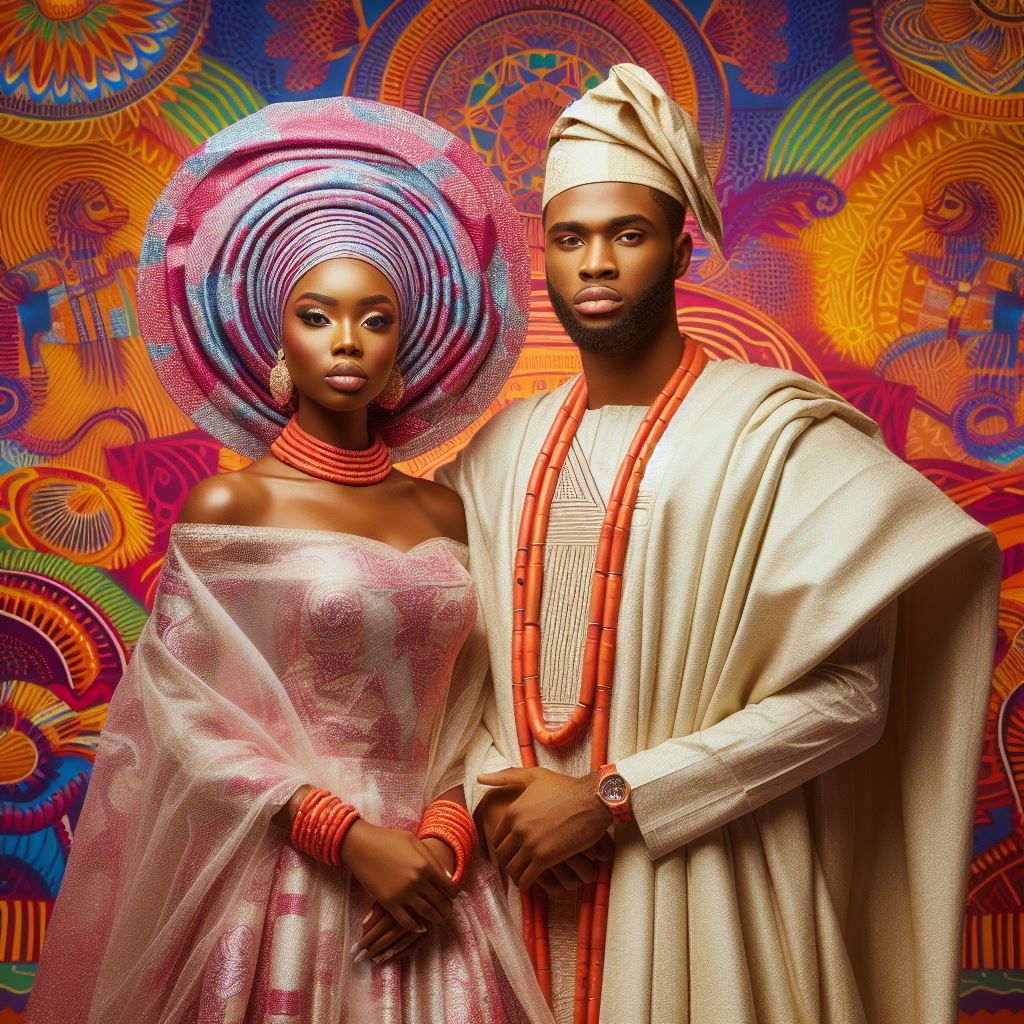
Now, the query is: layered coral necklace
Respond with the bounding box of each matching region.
[271,416,392,485]
[512,338,708,1023]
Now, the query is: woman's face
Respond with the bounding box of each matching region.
[280,258,400,412]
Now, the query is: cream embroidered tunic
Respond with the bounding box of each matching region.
[500,404,895,1024]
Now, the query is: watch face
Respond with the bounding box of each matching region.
[600,774,628,804]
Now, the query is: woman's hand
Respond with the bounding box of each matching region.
[341,821,456,933]
[352,838,458,964]
[353,904,430,965]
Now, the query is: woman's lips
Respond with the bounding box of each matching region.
[325,362,368,392]
[574,286,623,316]
[325,375,367,392]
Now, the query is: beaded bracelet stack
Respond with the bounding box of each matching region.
[416,799,477,884]
[291,787,361,867]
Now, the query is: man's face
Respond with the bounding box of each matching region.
[543,181,691,354]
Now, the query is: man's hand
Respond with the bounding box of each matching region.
[478,784,613,896]
[476,784,518,860]
[477,767,614,891]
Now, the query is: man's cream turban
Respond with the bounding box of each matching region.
[543,64,724,255]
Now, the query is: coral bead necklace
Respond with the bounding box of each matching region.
[511,338,708,1023]
[271,415,392,485]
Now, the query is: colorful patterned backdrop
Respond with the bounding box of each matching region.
[0,0,1022,1018]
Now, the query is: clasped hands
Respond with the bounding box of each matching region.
[349,767,613,966]
[346,823,457,965]
[477,766,614,894]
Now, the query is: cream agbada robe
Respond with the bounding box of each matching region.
[439,357,1000,1024]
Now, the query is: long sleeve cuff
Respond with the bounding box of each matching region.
[618,601,896,860]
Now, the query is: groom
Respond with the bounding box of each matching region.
[439,65,999,1024]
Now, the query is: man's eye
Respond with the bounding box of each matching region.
[299,308,330,327]
[559,236,583,248]
[619,231,643,243]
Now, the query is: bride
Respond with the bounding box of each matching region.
[27,97,552,1024]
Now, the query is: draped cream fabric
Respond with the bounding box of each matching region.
[28,526,553,1024]
[440,357,1000,1023]
[543,63,724,255]
[450,402,898,1023]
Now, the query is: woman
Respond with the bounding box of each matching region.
[27,98,551,1023]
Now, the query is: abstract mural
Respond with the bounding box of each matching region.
[0,0,1022,1018]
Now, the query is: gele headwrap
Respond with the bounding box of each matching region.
[137,97,531,461]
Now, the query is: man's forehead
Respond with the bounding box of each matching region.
[544,181,659,229]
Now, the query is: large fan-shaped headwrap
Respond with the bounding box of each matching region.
[137,97,530,461]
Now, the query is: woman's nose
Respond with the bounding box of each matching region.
[331,320,361,355]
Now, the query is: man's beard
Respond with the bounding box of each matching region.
[547,261,677,355]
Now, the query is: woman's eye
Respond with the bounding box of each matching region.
[362,313,392,330]
[298,308,330,327]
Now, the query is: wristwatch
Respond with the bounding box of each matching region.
[596,763,632,823]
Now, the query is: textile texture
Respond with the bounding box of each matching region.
[25,526,551,1024]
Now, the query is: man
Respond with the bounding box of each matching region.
[438,65,999,1024]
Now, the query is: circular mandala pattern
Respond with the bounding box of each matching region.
[348,0,727,245]
[0,0,208,122]
[0,467,154,569]
[0,551,139,702]
[868,0,1024,121]
[0,376,31,436]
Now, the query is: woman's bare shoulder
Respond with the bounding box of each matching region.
[403,474,468,545]
[177,469,268,526]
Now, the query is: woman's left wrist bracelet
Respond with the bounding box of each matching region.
[417,799,477,884]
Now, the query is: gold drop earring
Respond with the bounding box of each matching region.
[269,348,294,408]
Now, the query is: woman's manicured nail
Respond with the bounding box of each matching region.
[350,941,359,955]
[361,911,372,924]
[353,950,367,964]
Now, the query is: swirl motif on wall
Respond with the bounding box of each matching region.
[0,467,154,569]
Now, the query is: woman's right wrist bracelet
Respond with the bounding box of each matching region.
[291,786,361,867]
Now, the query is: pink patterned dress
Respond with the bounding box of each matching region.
[28,524,552,1024]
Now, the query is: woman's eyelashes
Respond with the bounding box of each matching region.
[296,307,394,331]
[361,312,394,331]
[297,306,330,327]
